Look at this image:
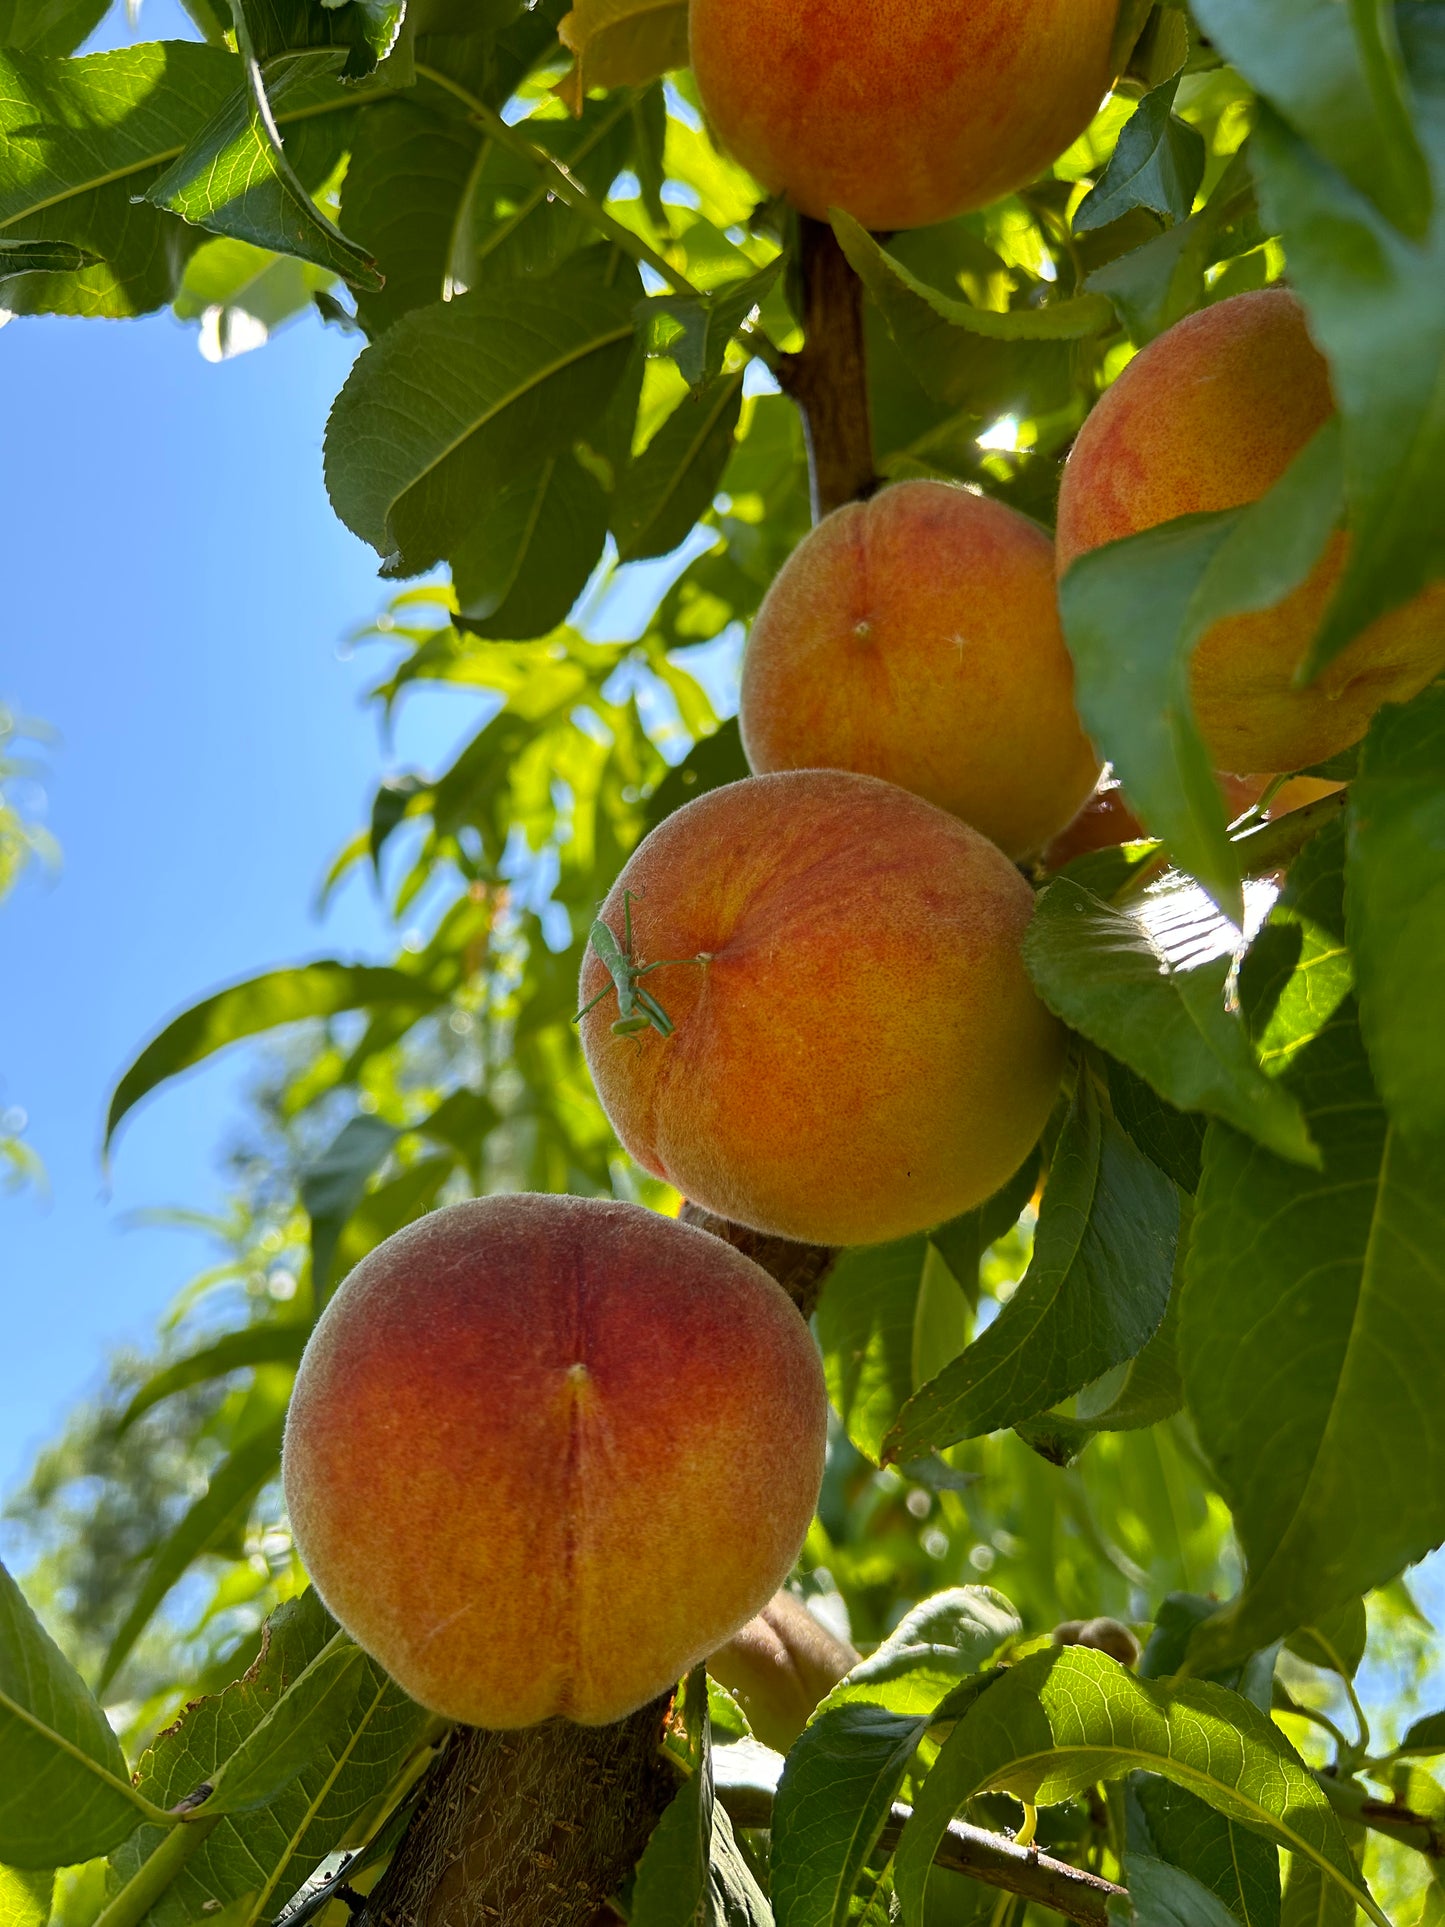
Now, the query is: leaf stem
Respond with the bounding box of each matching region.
[91,1813,222,1927]
[0,1685,174,1827]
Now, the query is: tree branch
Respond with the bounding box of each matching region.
[1316,1769,1445,1861]
[777,214,878,520]
[716,1783,1125,1927]
[678,1203,838,1320]
[358,1698,676,1927]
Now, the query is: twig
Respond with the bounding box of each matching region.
[776,215,878,520]
[716,1783,1124,1927]
[1316,1770,1445,1861]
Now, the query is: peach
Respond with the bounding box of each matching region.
[708,1591,858,1751]
[579,771,1065,1246]
[740,481,1101,858]
[688,0,1119,231]
[1057,288,1445,774]
[282,1195,827,1729]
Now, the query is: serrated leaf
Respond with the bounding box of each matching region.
[770,1703,927,1927]
[558,0,688,91]
[146,53,380,286]
[614,369,744,563]
[109,1591,430,1927]
[324,254,636,575]
[106,962,442,1149]
[454,450,610,639]
[118,1324,308,1433]
[815,1589,1020,1721]
[1250,22,1445,677]
[1086,150,1255,345]
[1106,1058,1206,1194]
[640,261,780,387]
[894,1647,1376,1927]
[835,209,1112,414]
[1181,826,1445,1669]
[99,1418,287,1693]
[1346,683,1445,1142]
[0,41,238,315]
[204,1635,365,1815]
[1132,1776,1282,1927]
[883,1076,1177,1460]
[1075,81,1206,233]
[1025,880,1317,1167]
[238,0,404,80]
[1115,1853,1246,1927]
[300,1113,399,1299]
[0,1559,159,1869]
[1193,0,1431,239]
[818,1236,926,1465]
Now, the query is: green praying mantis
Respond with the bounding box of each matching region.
[573,891,710,1039]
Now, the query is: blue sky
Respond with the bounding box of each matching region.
[0,280,483,1497]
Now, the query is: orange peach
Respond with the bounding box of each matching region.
[1057,288,1445,774]
[689,0,1119,231]
[740,481,1101,858]
[579,771,1065,1246]
[282,1195,827,1729]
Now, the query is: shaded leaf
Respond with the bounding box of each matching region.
[883,1076,1177,1460]
[300,1113,400,1300]
[558,0,688,91]
[1286,1598,1368,1679]
[0,1559,158,1870]
[1087,150,1255,344]
[1114,1853,1245,1927]
[204,1635,365,1816]
[454,450,611,639]
[1075,81,1206,233]
[632,1666,711,1927]
[641,263,780,388]
[1346,682,1445,1143]
[894,1647,1374,1927]
[1132,1775,1282,1927]
[324,253,637,575]
[0,0,106,55]
[118,1324,308,1433]
[1025,879,1316,1167]
[614,369,744,563]
[815,1588,1019,1721]
[1106,1057,1205,1194]
[238,0,404,80]
[0,236,95,274]
[818,1235,925,1465]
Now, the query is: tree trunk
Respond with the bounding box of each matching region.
[778,214,878,521]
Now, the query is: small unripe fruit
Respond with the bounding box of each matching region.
[1057,288,1445,774]
[282,1195,828,1729]
[740,481,1101,859]
[579,771,1065,1247]
[689,0,1119,232]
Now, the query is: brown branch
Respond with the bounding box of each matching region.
[358,1697,676,1927]
[1316,1770,1445,1861]
[777,214,878,520]
[717,1784,1124,1927]
[678,1202,838,1320]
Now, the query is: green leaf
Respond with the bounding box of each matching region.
[453,451,610,640]
[109,1590,431,1927]
[1131,1776,1282,1927]
[883,1075,1178,1460]
[818,1235,926,1465]
[146,51,379,286]
[0,1866,51,1927]
[1181,831,1445,1669]
[117,1324,308,1433]
[1250,25,1445,677]
[817,1589,1018,1722]
[99,1418,286,1692]
[613,370,744,564]
[1403,1712,1445,1756]
[1086,151,1255,345]
[709,1802,773,1925]
[1074,81,1206,233]
[643,718,750,832]
[1280,1852,1357,1927]
[641,264,780,388]
[893,1647,1376,1927]
[770,1703,927,1927]
[1346,683,1445,1142]
[1192,0,1431,239]
[1073,1220,1188,1434]
[299,1113,400,1300]
[203,1635,365,1816]
[834,209,1112,414]
[1285,1598,1368,1679]
[0,42,239,316]
[324,254,637,575]
[0,236,95,275]
[0,0,106,55]
[106,961,439,1149]
[237,0,405,80]
[1025,880,1317,1167]
[632,1666,712,1927]
[1106,1058,1206,1194]
[1115,1853,1247,1927]
[0,1559,160,1869]
[557,0,689,91]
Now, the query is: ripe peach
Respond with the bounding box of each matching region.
[740,481,1101,859]
[688,0,1119,231]
[282,1195,828,1729]
[708,1591,858,1751]
[579,771,1065,1247]
[1057,288,1445,774]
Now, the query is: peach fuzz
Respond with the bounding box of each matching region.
[1057,288,1445,774]
[579,771,1065,1247]
[740,481,1101,859]
[282,1194,827,1729]
[689,0,1118,231]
